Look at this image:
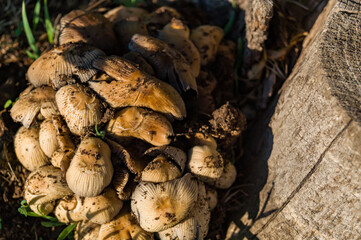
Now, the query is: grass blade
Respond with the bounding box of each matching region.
[57,223,77,240]
[22,1,40,58]
[33,0,41,31]
[41,221,65,227]
[4,100,12,109]
[44,0,54,43]
[223,0,237,36]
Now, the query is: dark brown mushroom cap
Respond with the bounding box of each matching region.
[59,10,120,54]
[145,6,181,27]
[129,34,197,94]
[26,42,105,89]
[123,51,155,76]
[104,6,149,23]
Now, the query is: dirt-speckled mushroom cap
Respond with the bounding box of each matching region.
[66,137,113,197]
[56,84,104,135]
[14,126,49,171]
[123,51,155,75]
[186,132,217,149]
[211,161,237,189]
[131,173,198,232]
[104,6,149,23]
[10,86,58,128]
[141,155,181,183]
[26,42,105,89]
[89,56,186,119]
[144,146,187,172]
[74,221,100,240]
[106,107,174,146]
[54,195,84,223]
[188,145,224,183]
[145,6,181,26]
[205,186,218,211]
[24,165,72,215]
[59,10,119,54]
[129,34,197,94]
[98,205,153,240]
[39,119,59,158]
[190,25,224,66]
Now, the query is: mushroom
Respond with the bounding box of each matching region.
[98,204,153,240]
[50,149,73,171]
[26,42,105,89]
[144,145,187,172]
[190,25,224,66]
[158,18,201,77]
[131,173,198,232]
[205,186,218,211]
[112,167,134,200]
[14,126,49,171]
[129,34,197,94]
[123,51,155,75]
[66,137,113,197]
[145,6,181,27]
[24,165,72,215]
[74,221,100,240]
[114,18,148,53]
[56,84,104,135]
[185,132,217,150]
[140,154,181,183]
[188,145,224,183]
[106,107,174,146]
[10,86,58,128]
[89,55,186,119]
[39,119,59,158]
[59,10,119,54]
[211,161,237,189]
[104,6,149,23]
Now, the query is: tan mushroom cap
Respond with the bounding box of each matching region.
[10,86,58,128]
[51,115,75,152]
[74,221,100,240]
[54,195,84,223]
[59,10,119,54]
[56,84,104,135]
[26,42,105,89]
[104,6,149,23]
[14,126,49,171]
[145,6,181,26]
[131,173,198,232]
[129,34,197,94]
[66,137,113,197]
[89,55,186,119]
[188,145,224,183]
[211,161,237,189]
[123,51,155,75]
[98,205,153,240]
[141,155,181,183]
[106,107,174,146]
[112,166,134,200]
[39,119,59,158]
[185,132,217,150]
[191,25,224,66]
[144,145,187,172]
[24,165,72,215]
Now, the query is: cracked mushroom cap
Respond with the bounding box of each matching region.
[89,55,186,119]
[98,205,153,240]
[24,165,72,215]
[56,84,104,135]
[39,119,59,158]
[104,6,149,23]
[129,34,197,94]
[74,221,100,240]
[66,137,113,197]
[211,161,237,189]
[140,154,181,183]
[59,10,119,54]
[14,126,49,171]
[26,42,105,89]
[131,173,198,232]
[10,86,58,128]
[144,145,187,172]
[106,107,174,146]
[188,145,224,183]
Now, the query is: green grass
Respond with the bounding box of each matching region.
[33,0,41,31]
[22,1,40,59]
[223,0,237,36]
[44,0,54,43]
[95,124,106,139]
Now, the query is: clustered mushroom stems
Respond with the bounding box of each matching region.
[11,3,244,240]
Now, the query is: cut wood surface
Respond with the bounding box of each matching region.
[227,0,361,239]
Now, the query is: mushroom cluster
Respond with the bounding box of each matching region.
[12,3,242,240]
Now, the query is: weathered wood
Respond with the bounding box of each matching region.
[226,0,361,239]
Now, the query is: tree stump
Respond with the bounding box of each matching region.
[227,0,361,239]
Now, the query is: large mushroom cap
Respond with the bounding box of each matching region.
[131,173,198,232]
[66,137,113,197]
[104,6,149,23]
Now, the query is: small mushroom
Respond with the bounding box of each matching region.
[123,51,155,75]
[10,86,58,128]
[56,84,104,135]
[145,6,181,27]
[144,145,187,172]
[188,145,224,183]
[66,137,113,197]
[131,173,198,232]
[104,6,149,23]
[24,165,72,215]
[114,18,148,53]
[140,155,181,183]
[59,10,119,54]
[205,186,218,211]
[185,133,217,150]
[106,107,174,146]
[129,34,197,94]
[14,126,49,171]
[39,119,59,158]
[89,55,186,119]
[74,221,100,240]
[26,42,105,89]
[190,25,224,66]
[211,161,237,189]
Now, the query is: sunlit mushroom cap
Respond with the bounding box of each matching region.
[54,195,84,223]
[66,137,113,197]
[123,51,155,75]
[144,145,187,172]
[185,133,217,150]
[104,6,149,23]
[59,10,119,54]
[14,126,49,171]
[26,42,105,89]
[39,119,59,158]
[74,221,100,240]
[211,161,237,189]
[146,6,181,26]
[24,165,72,215]
[141,155,181,183]
[10,86,58,128]
[56,84,104,135]
[131,173,198,232]
[106,107,174,146]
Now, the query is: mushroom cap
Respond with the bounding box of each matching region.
[59,10,119,54]
[144,145,187,172]
[186,133,217,149]
[112,166,133,200]
[129,34,197,94]
[51,115,75,152]
[131,173,198,232]
[39,119,59,158]
[106,107,174,146]
[104,6,149,23]
[141,155,181,183]
[14,126,49,171]
[145,6,181,26]
[89,56,186,119]
[161,18,190,39]
[56,84,104,135]
[188,145,224,183]
[205,186,218,211]
[114,18,148,53]
[10,86,58,128]
[66,137,113,197]
[74,221,100,240]
[98,205,153,240]
[26,42,105,89]
[212,161,237,189]
[123,51,155,76]
[29,201,55,216]
[55,195,84,223]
